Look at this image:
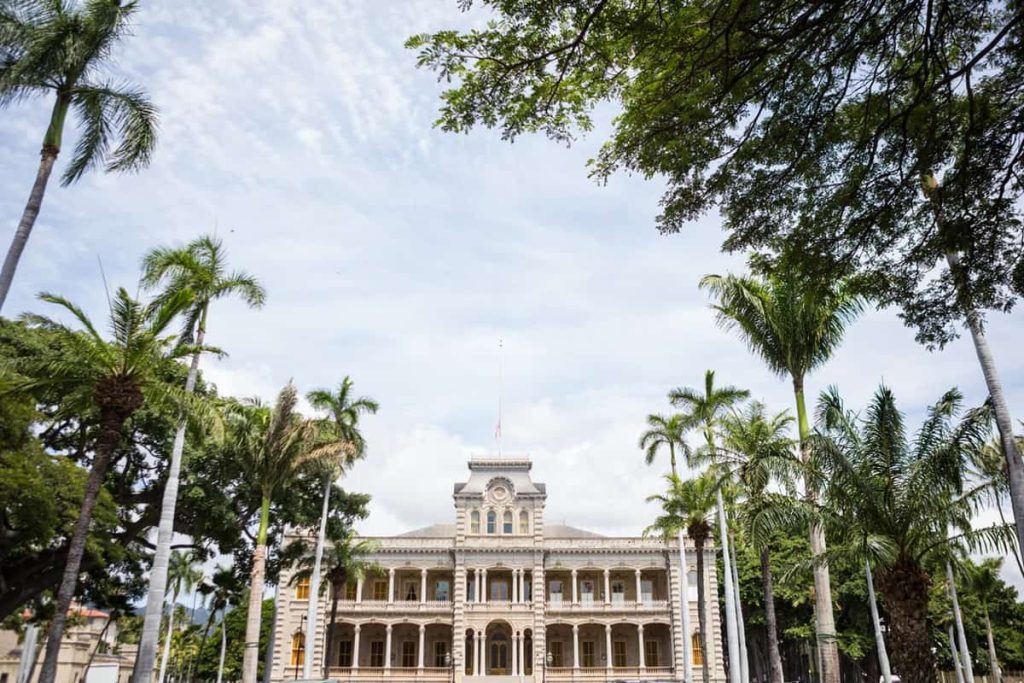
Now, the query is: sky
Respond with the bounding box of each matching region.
[2,1,1023,589]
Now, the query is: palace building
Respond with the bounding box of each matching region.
[270,458,726,683]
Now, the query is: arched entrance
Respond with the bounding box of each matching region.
[486,621,512,674]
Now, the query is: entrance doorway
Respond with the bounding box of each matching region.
[488,632,509,674]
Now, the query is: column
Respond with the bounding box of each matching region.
[385,624,393,670]
[473,569,480,603]
[481,569,488,604]
[356,577,364,604]
[387,568,395,604]
[352,625,361,671]
[572,625,580,670]
[603,568,611,606]
[638,624,646,670]
[518,630,525,674]
[512,569,519,603]
[418,625,425,670]
[635,569,642,606]
[605,625,613,671]
[571,569,578,605]
[477,631,484,674]
[420,568,428,604]
[521,570,527,603]
[511,634,519,675]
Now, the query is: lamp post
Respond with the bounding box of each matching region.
[543,651,553,683]
[294,614,307,680]
[445,652,453,683]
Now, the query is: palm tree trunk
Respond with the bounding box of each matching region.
[794,380,841,683]
[241,496,271,683]
[0,90,70,313]
[83,617,114,680]
[37,402,134,683]
[158,599,177,683]
[865,559,892,683]
[995,505,1024,578]
[135,318,207,683]
[760,549,784,683]
[695,537,710,683]
[304,476,332,680]
[947,563,975,683]
[730,532,749,683]
[215,614,227,683]
[949,626,965,683]
[670,443,678,478]
[323,582,340,678]
[877,561,938,683]
[678,529,695,683]
[983,607,1000,683]
[716,491,741,683]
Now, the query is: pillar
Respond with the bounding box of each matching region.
[477,631,484,674]
[571,569,578,605]
[473,569,480,603]
[420,568,428,604]
[418,625,425,670]
[605,625,613,671]
[518,631,525,674]
[352,625,361,671]
[512,569,519,603]
[604,568,611,606]
[355,577,364,604]
[481,569,488,603]
[635,569,643,605]
[521,570,527,602]
[512,634,519,675]
[638,624,646,670]
[385,624,393,670]
[387,568,395,604]
[572,625,580,670]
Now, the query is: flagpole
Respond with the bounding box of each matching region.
[497,338,503,456]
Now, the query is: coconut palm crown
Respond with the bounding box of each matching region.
[639,413,691,478]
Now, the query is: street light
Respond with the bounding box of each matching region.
[445,652,453,683]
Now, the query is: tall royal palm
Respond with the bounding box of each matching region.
[302,378,378,679]
[158,551,201,683]
[226,383,348,683]
[639,413,690,478]
[10,288,198,683]
[709,403,797,683]
[700,271,863,683]
[966,558,1004,683]
[0,0,157,311]
[670,370,749,683]
[647,473,717,683]
[133,235,264,683]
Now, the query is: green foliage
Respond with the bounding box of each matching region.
[194,599,275,682]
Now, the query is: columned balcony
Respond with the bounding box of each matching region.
[325,667,453,681]
[545,599,669,613]
[545,666,675,680]
[332,599,453,614]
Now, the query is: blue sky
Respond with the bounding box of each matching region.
[2,1,1023,585]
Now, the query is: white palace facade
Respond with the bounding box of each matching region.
[270,458,725,683]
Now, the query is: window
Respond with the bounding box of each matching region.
[290,632,305,667]
[641,579,654,605]
[370,641,385,668]
[467,578,476,603]
[338,640,353,668]
[612,640,627,668]
[581,580,595,606]
[611,580,625,605]
[490,580,509,601]
[644,640,659,668]
[402,641,416,667]
[691,633,704,666]
[373,580,388,601]
[404,581,418,601]
[581,641,595,668]
[549,579,562,605]
[486,510,496,534]
[435,579,450,602]
[519,510,529,534]
[549,641,564,667]
[503,510,513,534]
[524,578,531,601]
[434,641,449,668]
[470,510,481,533]
[345,581,357,600]
[295,576,310,600]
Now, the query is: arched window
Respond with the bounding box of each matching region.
[290,632,305,666]
[691,633,704,666]
[470,510,481,534]
[518,510,529,534]
[295,576,310,600]
[486,510,496,534]
[503,510,513,534]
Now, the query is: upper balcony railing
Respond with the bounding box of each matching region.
[545,597,669,612]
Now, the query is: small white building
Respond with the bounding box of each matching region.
[270,457,726,683]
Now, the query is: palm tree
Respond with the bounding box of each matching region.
[133,236,265,683]
[291,531,381,677]
[639,413,690,477]
[700,271,863,683]
[158,552,201,683]
[647,473,717,683]
[709,402,797,683]
[301,378,378,679]
[0,0,157,310]
[9,288,199,683]
[225,383,348,683]
[194,565,240,683]
[670,370,749,683]
[813,385,1004,683]
[966,558,1004,683]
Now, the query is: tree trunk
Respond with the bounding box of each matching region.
[949,626,965,683]
[717,491,741,683]
[37,396,137,683]
[241,496,271,683]
[134,319,206,683]
[83,617,113,680]
[947,563,975,683]
[261,596,276,683]
[158,599,176,683]
[324,582,340,678]
[678,529,695,683]
[215,614,227,683]
[983,608,1001,683]
[731,532,749,683]
[760,548,784,683]
[794,380,841,683]
[695,535,710,683]
[305,476,332,680]
[865,559,892,683]
[0,87,68,314]
[876,560,938,683]
[670,443,678,478]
